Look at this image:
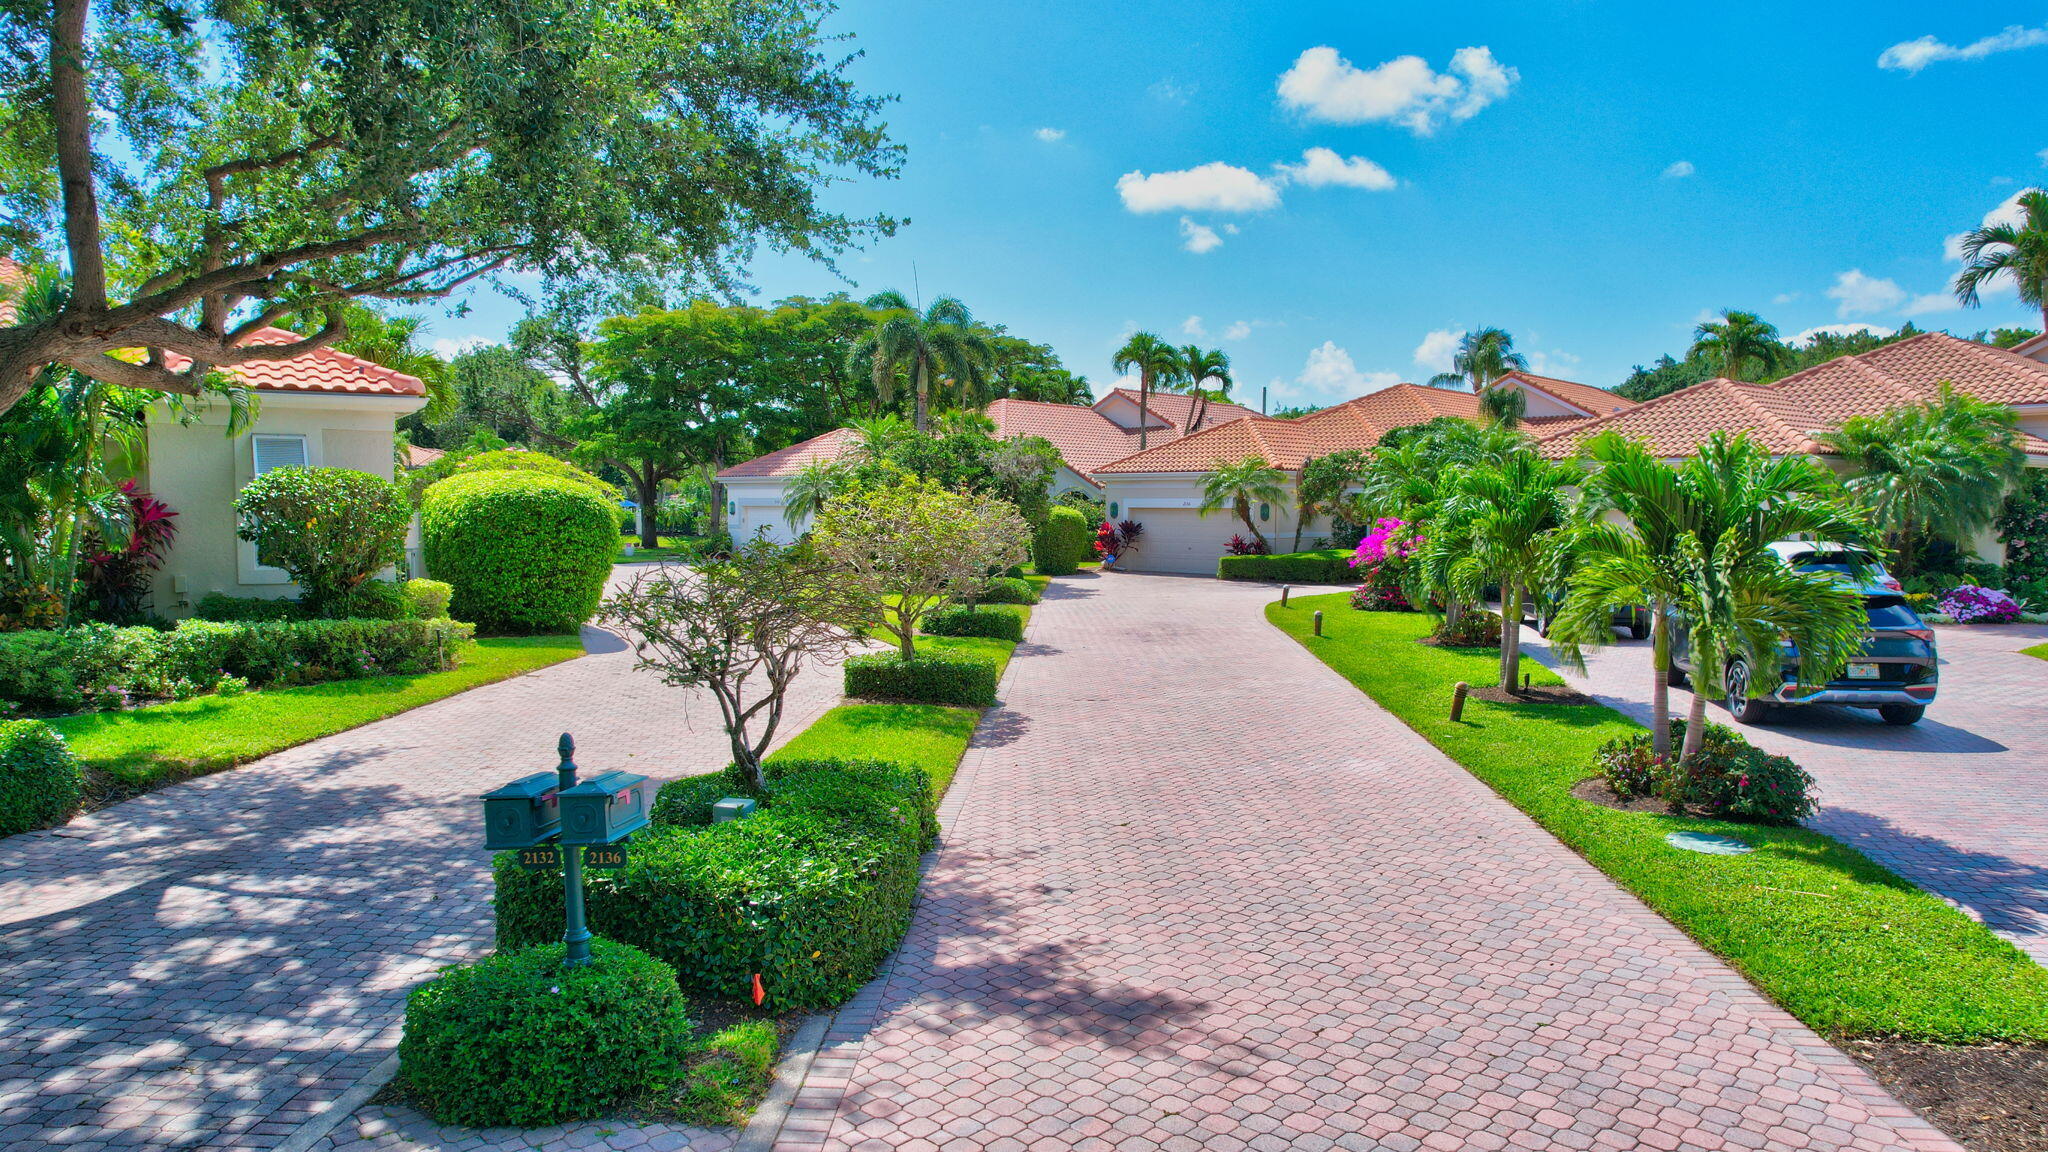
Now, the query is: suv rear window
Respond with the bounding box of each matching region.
[1864,596,1923,630]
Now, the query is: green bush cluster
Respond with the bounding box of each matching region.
[397,939,693,1127]
[195,578,459,624]
[1596,718,1817,825]
[192,593,309,622]
[0,720,83,835]
[0,618,473,714]
[843,651,999,706]
[966,576,1040,605]
[409,447,621,502]
[1216,550,1354,582]
[421,472,619,634]
[920,605,1026,642]
[404,579,455,619]
[233,468,412,616]
[494,758,934,1009]
[1031,506,1093,576]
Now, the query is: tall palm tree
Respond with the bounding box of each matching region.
[845,414,914,463]
[783,460,848,528]
[1816,383,2025,575]
[1112,332,1185,451]
[1689,310,1782,382]
[1954,188,2048,332]
[1550,432,1873,762]
[1477,385,1527,428]
[1445,449,1575,689]
[849,291,991,432]
[1449,327,1527,392]
[1174,345,1233,435]
[1353,420,1526,629]
[1198,456,1288,551]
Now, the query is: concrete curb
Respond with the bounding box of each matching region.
[733,1012,833,1152]
[274,1051,400,1152]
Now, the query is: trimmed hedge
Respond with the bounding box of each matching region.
[0,618,474,714]
[1032,506,1092,576]
[0,720,83,835]
[921,604,1026,642]
[844,651,999,706]
[421,472,618,634]
[404,579,454,620]
[494,758,934,1009]
[397,938,692,1127]
[1217,549,1354,583]
[966,576,1040,605]
[193,593,306,622]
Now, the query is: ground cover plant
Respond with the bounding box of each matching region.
[1271,596,2048,1043]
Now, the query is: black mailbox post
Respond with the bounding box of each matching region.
[478,733,641,968]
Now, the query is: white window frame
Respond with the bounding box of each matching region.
[238,433,314,584]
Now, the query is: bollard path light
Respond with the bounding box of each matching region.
[1312,609,1324,637]
[1280,584,1291,607]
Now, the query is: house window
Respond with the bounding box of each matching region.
[252,434,308,475]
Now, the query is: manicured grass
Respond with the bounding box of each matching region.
[2024,641,2048,663]
[616,536,710,562]
[52,636,586,792]
[1272,594,2048,1043]
[770,703,981,795]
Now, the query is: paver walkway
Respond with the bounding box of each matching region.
[768,573,1957,1152]
[0,567,841,1152]
[1529,620,2048,964]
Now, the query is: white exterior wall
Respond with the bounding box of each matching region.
[1098,474,1319,576]
[724,477,802,546]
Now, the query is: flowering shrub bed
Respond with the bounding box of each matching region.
[1937,585,2022,624]
[1093,518,1143,562]
[1224,534,1269,556]
[1595,718,1817,826]
[1349,518,1421,612]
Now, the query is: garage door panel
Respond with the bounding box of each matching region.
[1121,508,1240,575]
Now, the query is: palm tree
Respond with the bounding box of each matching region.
[1954,188,2048,331]
[1198,456,1288,551]
[849,292,991,432]
[1112,332,1185,451]
[1477,385,1527,428]
[1174,345,1233,434]
[845,414,914,464]
[1445,449,1575,689]
[1689,310,1782,381]
[1550,432,1873,762]
[784,460,848,529]
[1353,420,1527,629]
[1449,327,1527,391]
[1816,383,2026,575]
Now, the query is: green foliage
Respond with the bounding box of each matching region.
[1999,471,2048,586]
[1031,506,1094,576]
[1689,310,1784,381]
[920,604,1026,642]
[495,759,933,1010]
[1216,550,1354,583]
[671,1021,781,1127]
[0,720,82,835]
[193,593,306,622]
[769,703,980,796]
[416,449,619,502]
[843,651,1000,706]
[1199,456,1289,549]
[233,469,411,616]
[405,579,454,620]
[330,578,410,621]
[398,939,693,1128]
[1596,719,1817,825]
[966,576,1040,605]
[1276,598,2048,1042]
[853,292,994,430]
[1620,321,1925,400]
[422,472,619,634]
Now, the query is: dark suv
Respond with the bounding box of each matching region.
[1667,592,1939,726]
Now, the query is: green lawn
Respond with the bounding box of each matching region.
[1272,594,2048,1043]
[2025,641,2048,663]
[53,636,586,793]
[616,536,710,562]
[770,703,982,795]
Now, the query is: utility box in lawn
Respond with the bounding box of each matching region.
[558,770,652,846]
[480,771,561,850]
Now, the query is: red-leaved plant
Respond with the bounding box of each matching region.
[80,482,178,623]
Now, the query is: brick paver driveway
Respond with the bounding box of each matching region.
[0,566,838,1152]
[768,573,1955,1152]
[1528,620,2048,964]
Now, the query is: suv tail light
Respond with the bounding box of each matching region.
[1882,576,1903,591]
[1901,628,1934,642]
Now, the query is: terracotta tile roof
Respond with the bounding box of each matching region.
[1099,387,1258,431]
[1492,370,1636,416]
[2014,332,2048,362]
[403,443,447,467]
[159,326,426,397]
[717,427,862,479]
[1094,383,1483,474]
[1536,332,2048,459]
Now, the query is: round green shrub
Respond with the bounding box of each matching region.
[398,939,693,1128]
[1031,506,1092,576]
[421,472,618,633]
[0,720,83,835]
[921,604,1026,642]
[843,651,999,706]
[412,448,620,502]
[404,579,454,620]
[330,579,408,620]
[968,576,1040,605]
[233,468,412,616]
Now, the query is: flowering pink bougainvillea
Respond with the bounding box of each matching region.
[1349,518,1423,568]
[1937,584,2021,624]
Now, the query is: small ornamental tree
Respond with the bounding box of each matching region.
[234,468,410,615]
[602,540,877,790]
[810,477,1033,660]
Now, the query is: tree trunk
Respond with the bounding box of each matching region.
[1649,597,1672,761]
[1681,684,1708,761]
[1499,582,1522,690]
[914,358,930,432]
[1138,370,1151,451]
[703,459,727,542]
[51,0,108,311]
[635,472,660,550]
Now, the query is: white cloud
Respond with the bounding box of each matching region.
[1179,217,1224,254]
[1182,315,1207,337]
[1772,292,1800,305]
[1903,293,1960,316]
[1224,320,1253,341]
[1280,340,1403,404]
[1527,349,1582,375]
[1276,45,1517,135]
[1117,162,1281,213]
[1034,127,1066,143]
[1148,79,1193,105]
[431,335,490,358]
[1796,323,1897,344]
[1661,160,1696,180]
[1277,147,1397,191]
[1413,328,1463,372]
[1878,24,2048,73]
[1826,269,1907,317]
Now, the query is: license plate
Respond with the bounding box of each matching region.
[1846,663,1880,680]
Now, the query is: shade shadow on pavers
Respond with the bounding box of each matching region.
[1822,808,2048,945]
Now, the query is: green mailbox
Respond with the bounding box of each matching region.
[558,770,651,845]
[481,771,561,849]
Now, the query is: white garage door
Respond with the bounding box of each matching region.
[1121,507,1242,575]
[733,502,794,545]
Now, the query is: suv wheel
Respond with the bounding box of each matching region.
[1723,659,1769,724]
[1667,657,1689,688]
[1626,616,1649,640]
[1879,704,1925,726]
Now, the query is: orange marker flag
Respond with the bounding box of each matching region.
[751,973,766,1006]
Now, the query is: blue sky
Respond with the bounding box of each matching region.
[427,1,2048,410]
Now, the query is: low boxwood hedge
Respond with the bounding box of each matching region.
[921,605,1026,642]
[397,938,693,1127]
[966,576,1040,606]
[1217,549,1355,583]
[494,758,934,1009]
[0,720,83,835]
[843,650,999,706]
